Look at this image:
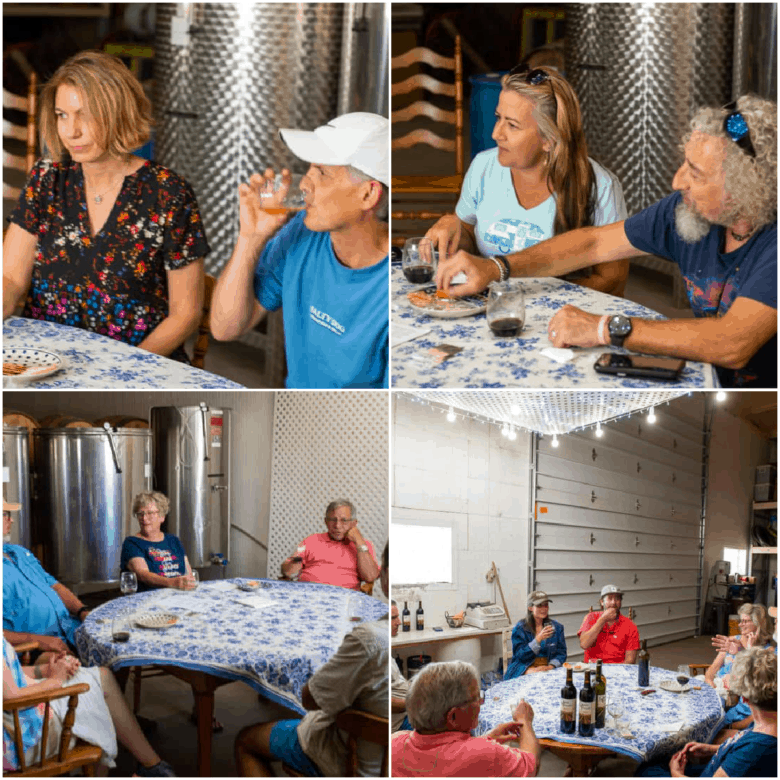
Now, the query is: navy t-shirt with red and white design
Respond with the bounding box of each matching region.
[120,533,187,591]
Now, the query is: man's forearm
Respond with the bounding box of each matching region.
[579,621,604,650]
[211,235,267,340]
[624,317,757,370]
[391,696,407,713]
[52,583,86,615]
[507,227,602,278]
[625,650,638,664]
[355,549,380,583]
[518,724,541,775]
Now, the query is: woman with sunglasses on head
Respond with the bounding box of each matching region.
[2,51,207,362]
[427,64,628,295]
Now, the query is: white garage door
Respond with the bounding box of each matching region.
[532,396,707,659]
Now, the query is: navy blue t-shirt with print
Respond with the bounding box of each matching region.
[624,192,777,388]
[700,729,776,777]
[120,534,187,592]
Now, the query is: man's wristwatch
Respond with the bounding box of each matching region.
[356,544,369,553]
[607,315,632,348]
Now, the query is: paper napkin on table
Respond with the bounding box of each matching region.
[235,592,276,610]
[154,594,210,613]
[541,347,575,363]
[659,721,685,733]
[392,323,431,348]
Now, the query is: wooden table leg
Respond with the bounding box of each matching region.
[194,688,215,777]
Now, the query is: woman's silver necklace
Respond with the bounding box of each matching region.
[87,164,127,204]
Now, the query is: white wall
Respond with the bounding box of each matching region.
[4,390,274,579]
[703,404,771,610]
[392,394,532,671]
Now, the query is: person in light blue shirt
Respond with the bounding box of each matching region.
[427,64,628,296]
[2,498,88,654]
[212,113,389,389]
[505,590,567,679]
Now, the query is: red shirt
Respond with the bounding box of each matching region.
[391,730,536,777]
[296,532,376,590]
[577,612,640,663]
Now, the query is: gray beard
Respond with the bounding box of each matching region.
[674,201,714,244]
[3,534,11,544]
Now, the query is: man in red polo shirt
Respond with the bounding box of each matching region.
[578,584,640,663]
[280,499,380,590]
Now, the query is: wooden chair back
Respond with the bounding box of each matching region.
[501,626,513,676]
[3,682,102,777]
[359,581,374,597]
[335,708,389,777]
[3,68,37,203]
[391,36,464,244]
[191,273,216,369]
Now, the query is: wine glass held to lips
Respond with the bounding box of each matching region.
[258,172,308,214]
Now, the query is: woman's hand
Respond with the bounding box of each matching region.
[669,748,688,776]
[535,625,555,644]
[425,214,462,262]
[683,742,717,760]
[712,635,741,656]
[170,574,197,591]
[435,250,500,296]
[238,168,292,242]
[47,653,79,683]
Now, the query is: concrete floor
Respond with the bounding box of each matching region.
[111,634,718,777]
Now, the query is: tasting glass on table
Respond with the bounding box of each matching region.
[390,269,719,388]
[75,579,387,776]
[477,664,724,776]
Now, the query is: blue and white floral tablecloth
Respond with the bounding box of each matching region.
[391,271,718,388]
[75,579,388,713]
[3,317,244,389]
[476,664,724,763]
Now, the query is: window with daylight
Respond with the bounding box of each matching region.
[391,519,454,585]
[722,547,747,577]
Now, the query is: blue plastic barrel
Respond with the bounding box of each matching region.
[469,72,507,160]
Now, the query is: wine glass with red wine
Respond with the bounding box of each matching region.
[402,237,438,284]
[486,280,525,336]
[112,613,131,643]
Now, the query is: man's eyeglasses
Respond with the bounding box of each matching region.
[507,63,551,87]
[723,102,756,158]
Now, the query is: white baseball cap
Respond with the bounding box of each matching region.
[279,112,389,186]
[600,584,624,598]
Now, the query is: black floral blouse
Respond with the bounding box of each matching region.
[10,158,209,350]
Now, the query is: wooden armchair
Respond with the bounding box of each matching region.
[3,682,103,777]
[391,36,464,246]
[3,61,37,203]
[501,626,513,676]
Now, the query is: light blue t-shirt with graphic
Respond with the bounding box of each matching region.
[253,211,388,389]
[455,149,627,257]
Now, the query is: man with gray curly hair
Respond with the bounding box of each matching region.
[391,660,540,776]
[437,95,777,388]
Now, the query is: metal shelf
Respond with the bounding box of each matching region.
[752,547,777,555]
[753,501,777,510]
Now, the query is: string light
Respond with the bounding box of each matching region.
[447,406,456,422]
[716,391,727,402]
[552,435,559,448]
[595,422,603,438]
[510,404,520,415]
[647,407,656,424]
[508,425,517,441]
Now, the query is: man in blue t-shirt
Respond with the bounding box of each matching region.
[212,113,389,389]
[436,95,777,387]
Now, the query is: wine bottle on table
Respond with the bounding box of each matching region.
[638,639,650,686]
[416,600,425,631]
[560,667,577,734]
[578,670,595,737]
[594,659,606,728]
[402,601,411,632]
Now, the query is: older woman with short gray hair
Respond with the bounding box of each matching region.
[639,647,776,777]
[391,661,540,777]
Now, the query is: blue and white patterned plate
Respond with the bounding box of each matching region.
[3,347,64,383]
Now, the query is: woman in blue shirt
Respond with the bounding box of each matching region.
[505,590,567,679]
[637,646,776,777]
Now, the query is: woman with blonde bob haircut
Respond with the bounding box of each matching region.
[429,64,628,295]
[3,50,208,362]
